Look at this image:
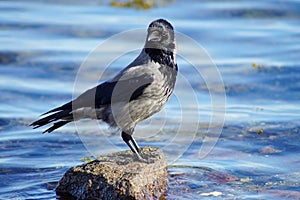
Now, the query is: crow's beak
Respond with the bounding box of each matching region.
[147,30,161,42]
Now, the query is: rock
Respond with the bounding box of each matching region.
[56,146,168,200]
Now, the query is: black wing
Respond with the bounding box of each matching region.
[72,73,154,109]
[30,73,154,132]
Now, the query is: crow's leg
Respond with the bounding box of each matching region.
[121,131,147,162]
[121,131,136,152]
[130,135,141,153]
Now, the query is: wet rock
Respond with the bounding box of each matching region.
[56,146,168,200]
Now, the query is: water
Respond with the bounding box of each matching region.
[1,0,300,199]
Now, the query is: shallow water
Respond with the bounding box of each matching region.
[1,0,300,199]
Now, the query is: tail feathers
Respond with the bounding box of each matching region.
[30,109,72,132]
[42,101,72,115]
[43,121,71,133]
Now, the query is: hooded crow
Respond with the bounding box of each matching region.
[31,19,178,161]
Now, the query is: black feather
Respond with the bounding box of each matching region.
[43,121,70,133]
[145,48,177,71]
[42,101,72,115]
[30,74,153,131]
[30,109,72,129]
[72,74,154,109]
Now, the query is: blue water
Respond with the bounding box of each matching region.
[1,0,300,199]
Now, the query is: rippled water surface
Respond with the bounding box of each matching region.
[1,0,300,199]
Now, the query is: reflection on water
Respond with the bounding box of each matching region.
[0,0,300,199]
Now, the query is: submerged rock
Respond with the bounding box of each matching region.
[56,146,168,200]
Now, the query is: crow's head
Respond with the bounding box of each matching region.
[145,19,176,53]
